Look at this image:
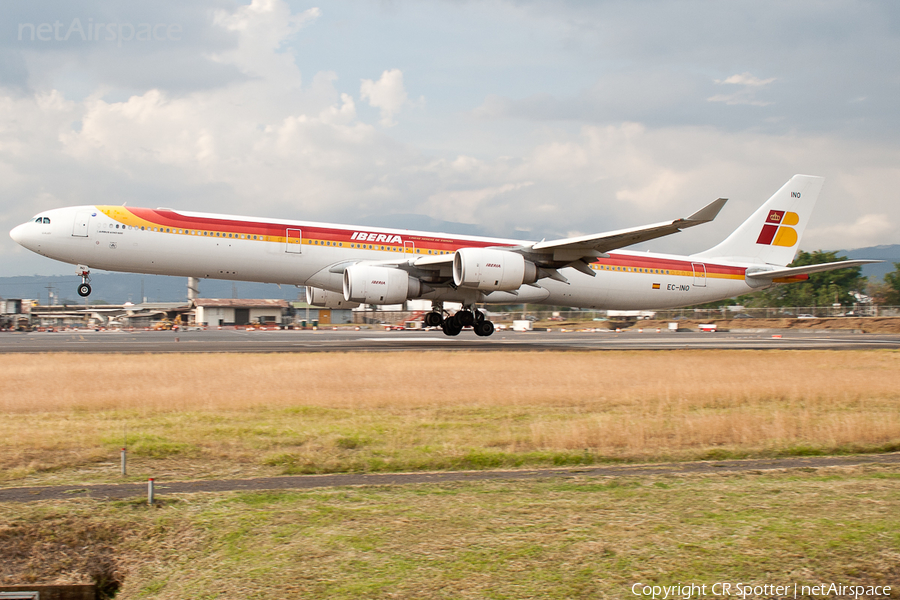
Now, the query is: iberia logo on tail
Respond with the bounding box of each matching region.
[756,210,799,247]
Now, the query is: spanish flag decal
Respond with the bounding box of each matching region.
[652,283,661,289]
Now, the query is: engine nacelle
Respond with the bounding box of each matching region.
[343,265,424,305]
[306,287,361,309]
[453,248,537,292]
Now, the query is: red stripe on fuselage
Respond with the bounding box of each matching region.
[126,208,746,276]
[127,208,508,250]
[595,254,746,277]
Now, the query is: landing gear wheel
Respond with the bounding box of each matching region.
[77,283,92,297]
[456,310,475,327]
[474,320,495,337]
[442,315,463,336]
[424,312,443,327]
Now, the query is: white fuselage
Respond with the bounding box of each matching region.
[11,205,760,309]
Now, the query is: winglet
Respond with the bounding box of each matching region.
[683,198,727,225]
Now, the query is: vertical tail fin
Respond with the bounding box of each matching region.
[696,174,824,266]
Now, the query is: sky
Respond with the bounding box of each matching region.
[1,0,898,276]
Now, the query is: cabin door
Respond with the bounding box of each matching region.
[73,212,91,237]
[285,228,302,253]
[691,262,707,287]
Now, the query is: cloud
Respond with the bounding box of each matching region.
[3,1,248,95]
[424,182,534,225]
[708,72,776,106]
[804,214,894,251]
[212,1,320,79]
[716,73,776,87]
[360,69,409,127]
[2,0,900,277]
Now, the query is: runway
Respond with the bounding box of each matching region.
[2,327,899,352]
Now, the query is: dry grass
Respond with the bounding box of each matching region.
[1,350,899,484]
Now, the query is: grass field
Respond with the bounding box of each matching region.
[1,466,898,598]
[2,350,900,597]
[1,350,898,486]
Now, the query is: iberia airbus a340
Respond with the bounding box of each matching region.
[10,175,878,337]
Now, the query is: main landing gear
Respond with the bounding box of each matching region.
[77,266,92,297]
[426,305,495,337]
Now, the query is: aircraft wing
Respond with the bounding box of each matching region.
[529,198,727,257]
[327,197,728,284]
[745,260,882,280]
[515,197,727,278]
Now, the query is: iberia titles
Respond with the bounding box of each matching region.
[351,231,404,244]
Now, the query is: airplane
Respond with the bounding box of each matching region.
[9,174,879,337]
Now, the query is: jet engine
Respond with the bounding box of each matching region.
[343,265,424,305]
[452,248,538,292]
[306,287,361,309]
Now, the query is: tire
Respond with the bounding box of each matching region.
[456,310,474,327]
[475,310,486,325]
[77,283,92,297]
[424,312,443,327]
[442,315,463,336]
[474,320,495,337]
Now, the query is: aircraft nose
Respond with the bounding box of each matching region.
[9,223,27,245]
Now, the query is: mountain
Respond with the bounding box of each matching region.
[837,244,900,279]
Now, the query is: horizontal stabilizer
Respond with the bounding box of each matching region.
[745,260,882,280]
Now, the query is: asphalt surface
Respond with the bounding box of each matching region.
[2,327,900,352]
[2,453,897,503]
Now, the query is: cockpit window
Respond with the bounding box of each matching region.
[43,217,50,224]
[35,217,50,224]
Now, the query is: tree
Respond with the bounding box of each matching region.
[865,278,891,306]
[884,262,900,305]
[739,250,866,308]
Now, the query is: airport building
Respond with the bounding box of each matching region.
[193,298,290,327]
[290,301,353,326]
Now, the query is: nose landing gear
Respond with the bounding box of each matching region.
[77,266,92,297]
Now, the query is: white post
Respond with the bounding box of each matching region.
[148,478,155,506]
